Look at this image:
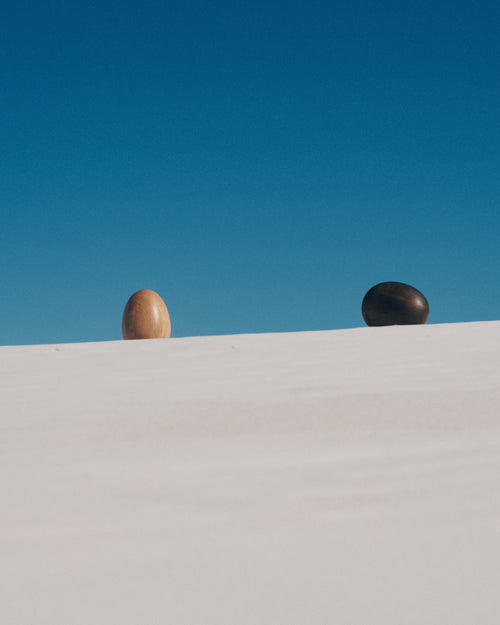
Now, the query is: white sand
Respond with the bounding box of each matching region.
[1,321,500,624]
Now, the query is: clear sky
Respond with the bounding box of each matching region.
[2,0,499,345]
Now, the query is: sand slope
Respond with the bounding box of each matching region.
[1,321,500,624]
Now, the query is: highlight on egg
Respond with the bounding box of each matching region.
[122,289,171,340]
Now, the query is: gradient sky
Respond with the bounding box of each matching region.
[2,1,499,345]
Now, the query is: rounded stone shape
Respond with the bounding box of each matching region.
[362,282,429,326]
[122,289,171,339]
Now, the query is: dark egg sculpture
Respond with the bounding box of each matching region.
[362,282,429,326]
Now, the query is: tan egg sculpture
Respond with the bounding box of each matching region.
[122,289,171,340]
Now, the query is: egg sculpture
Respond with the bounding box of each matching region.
[122,289,171,339]
[362,281,429,326]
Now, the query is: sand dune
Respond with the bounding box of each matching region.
[1,321,500,624]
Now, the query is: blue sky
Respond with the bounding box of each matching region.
[1,1,499,344]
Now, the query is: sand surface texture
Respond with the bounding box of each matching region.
[1,321,500,624]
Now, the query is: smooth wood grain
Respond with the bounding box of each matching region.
[122,289,171,339]
[362,281,429,326]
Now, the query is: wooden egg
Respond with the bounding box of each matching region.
[362,281,429,326]
[122,289,171,339]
